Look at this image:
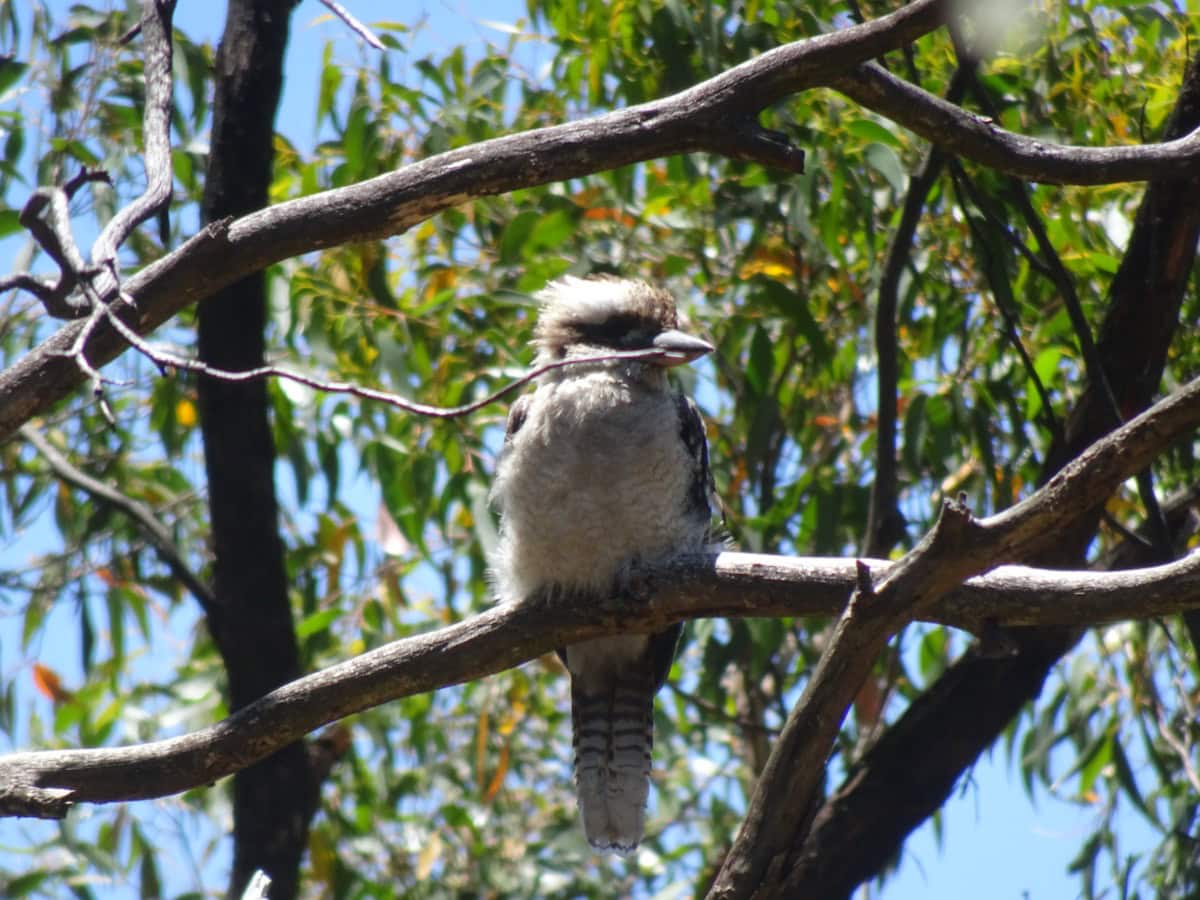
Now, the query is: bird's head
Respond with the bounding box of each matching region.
[532,276,713,375]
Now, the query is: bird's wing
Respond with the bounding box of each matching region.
[674,391,715,525]
[503,391,533,443]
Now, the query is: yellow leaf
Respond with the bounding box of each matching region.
[940,459,979,496]
[416,832,442,880]
[738,258,793,280]
[497,699,525,736]
[308,826,336,886]
[176,398,197,427]
[483,744,510,804]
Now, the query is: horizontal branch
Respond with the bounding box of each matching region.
[1,547,1198,819]
[0,0,947,442]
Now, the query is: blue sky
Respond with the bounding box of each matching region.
[0,1,1165,897]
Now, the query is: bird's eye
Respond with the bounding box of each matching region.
[621,330,650,349]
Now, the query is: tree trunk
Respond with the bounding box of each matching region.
[195,2,314,898]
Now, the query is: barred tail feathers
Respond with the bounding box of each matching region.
[571,668,655,855]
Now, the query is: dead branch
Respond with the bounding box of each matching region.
[318,0,384,49]
[97,299,710,417]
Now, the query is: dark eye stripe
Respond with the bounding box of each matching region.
[575,314,660,349]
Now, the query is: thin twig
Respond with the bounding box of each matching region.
[948,160,1061,440]
[20,424,215,609]
[101,291,690,418]
[667,683,782,736]
[318,0,384,49]
[1156,705,1200,795]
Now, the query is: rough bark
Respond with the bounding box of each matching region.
[194,2,312,898]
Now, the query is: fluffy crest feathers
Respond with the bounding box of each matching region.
[533,276,679,361]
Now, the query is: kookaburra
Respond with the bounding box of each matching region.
[489,275,716,855]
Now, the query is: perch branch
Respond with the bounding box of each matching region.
[2,547,1199,820]
[1,372,1198,819]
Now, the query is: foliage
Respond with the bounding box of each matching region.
[0,0,1197,897]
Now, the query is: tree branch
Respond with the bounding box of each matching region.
[831,61,1200,184]
[97,303,707,418]
[88,0,175,275]
[317,0,384,50]
[0,0,947,440]
[4,0,1199,442]
[708,364,1200,898]
[2,547,1198,820]
[2,371,1198,820]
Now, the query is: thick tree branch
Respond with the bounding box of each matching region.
[2,547,1198,820]
[2,0,1198,441]
[1,372,1197,819]
[707,364,1200,898]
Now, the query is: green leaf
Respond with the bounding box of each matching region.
[0,57,26,97]
[745,324,774,396]
[845,118,902,148]
[296,607,340,640]
[1110,736,1160,830]
[0,207,21,239]
[864,142,906,194]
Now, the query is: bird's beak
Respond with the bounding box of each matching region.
[651,329,715,367]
